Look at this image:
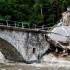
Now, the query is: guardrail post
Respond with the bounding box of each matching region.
[35,24,36,29]
[33,24,36,29]
[42,25,45,29]
[6,20,8,27]
[22,22,24,28]
[15,22,16,27]
[28,23,30,28]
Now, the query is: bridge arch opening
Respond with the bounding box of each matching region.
[0,38,24,62]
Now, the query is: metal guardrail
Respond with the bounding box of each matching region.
[0,19,61,31]
[0,19,25,28]
[0,19,55,30]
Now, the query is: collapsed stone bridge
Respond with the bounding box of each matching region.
[0,25,49,62]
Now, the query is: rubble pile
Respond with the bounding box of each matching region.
[46,10,70,58]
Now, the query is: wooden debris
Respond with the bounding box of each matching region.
[45,35,70,57]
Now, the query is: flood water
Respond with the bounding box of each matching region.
[0,54,70,70]
[1,61,70,70]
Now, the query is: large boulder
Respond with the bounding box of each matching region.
[48,26,70,43]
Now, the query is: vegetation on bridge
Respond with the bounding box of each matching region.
[0,0,70,27]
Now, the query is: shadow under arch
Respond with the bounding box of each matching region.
[0,38,24,62]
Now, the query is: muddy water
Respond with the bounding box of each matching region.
[1,55,70,70]
[0,62,70,70]
[1,54,70,70]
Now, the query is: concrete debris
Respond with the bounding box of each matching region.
[46,10,70,57]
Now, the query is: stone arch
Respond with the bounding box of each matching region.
[0,38,24,62]
[0,29,27,61]
[0,29,50,63]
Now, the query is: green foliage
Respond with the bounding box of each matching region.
[0,0,69,27]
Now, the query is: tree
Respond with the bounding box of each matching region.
[0,0,69,27]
